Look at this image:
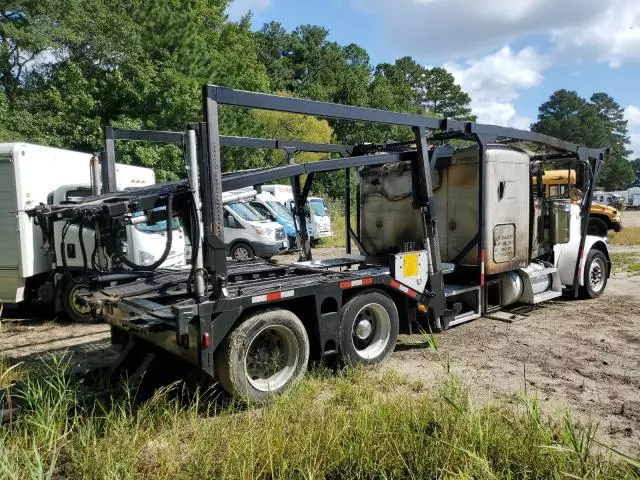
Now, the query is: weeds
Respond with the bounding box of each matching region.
[610,226,640,245]
[1,357,638,479]
[610,252,640,274]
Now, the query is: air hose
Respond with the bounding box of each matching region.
[110,193,175,271]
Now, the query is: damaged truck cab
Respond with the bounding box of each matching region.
[27,87,610,402]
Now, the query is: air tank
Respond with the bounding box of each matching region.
[548,199,571,244]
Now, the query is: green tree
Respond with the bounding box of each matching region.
[371,57,474,119]
[630,158,640,182]
[532,89,634,190]
[421,67,473,119]
[1,1,272,180]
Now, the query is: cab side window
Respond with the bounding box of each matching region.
[250,202,270,218]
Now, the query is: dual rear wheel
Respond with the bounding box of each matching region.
[215,289,399,402]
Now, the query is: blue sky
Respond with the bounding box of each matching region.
[227,0,640,158]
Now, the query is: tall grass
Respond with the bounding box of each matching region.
[1,357,637,479]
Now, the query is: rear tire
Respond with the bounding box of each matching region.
[581,250,608,298]
[587,217,608,237]
[61,279,94,323]
[338,289,399,366]
[215,308,309,402]
[230,242,254,260]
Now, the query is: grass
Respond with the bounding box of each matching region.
[317,198,353,248]
[609,227,640,245]
[609,252,640,274]
[1,357,638,479]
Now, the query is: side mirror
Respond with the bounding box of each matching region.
[227,215,238,228]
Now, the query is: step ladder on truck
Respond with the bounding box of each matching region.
[26,86,611,402]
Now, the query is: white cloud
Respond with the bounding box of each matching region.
[226,0,271,21]
[552,0,640,68]
[626,105,640,159]
[351,0,606,59]
[351,0,640,67]
[444,46,547,129]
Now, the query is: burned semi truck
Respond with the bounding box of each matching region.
[27,86,610,402]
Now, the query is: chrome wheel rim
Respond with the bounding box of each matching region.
[244,325,299,392]
[589,257,606,293]
[234,246,251,260]
[351,303,391,360]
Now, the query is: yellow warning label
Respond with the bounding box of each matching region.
[403,253,418,277]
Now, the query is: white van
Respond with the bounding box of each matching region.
[260,185,332,242]
[222,192,289,260]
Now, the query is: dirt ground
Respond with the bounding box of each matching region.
[2,226,640,454]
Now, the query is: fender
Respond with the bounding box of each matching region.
[555,235,610,288]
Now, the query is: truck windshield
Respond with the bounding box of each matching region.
[309,199,328,216]
[227,202,264,221]
[267,201,294,221]
[133,207,181,233]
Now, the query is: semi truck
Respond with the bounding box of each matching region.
[26,87,610,402]
[0,143,185,322]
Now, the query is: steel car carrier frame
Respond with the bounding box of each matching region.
[28,86,608,400]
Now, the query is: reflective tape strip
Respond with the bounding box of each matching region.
[251,290,295,304]
[389,279,418,299]
[339,277,374,289]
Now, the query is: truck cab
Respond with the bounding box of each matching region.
[48,185,186,321]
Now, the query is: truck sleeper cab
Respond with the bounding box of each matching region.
[31,87,610,404]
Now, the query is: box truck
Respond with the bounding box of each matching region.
[0,143,185,321]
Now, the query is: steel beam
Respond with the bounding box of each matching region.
[207,85,445,130]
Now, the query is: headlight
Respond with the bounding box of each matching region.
[139,250,156,266]
[254,226,273,237]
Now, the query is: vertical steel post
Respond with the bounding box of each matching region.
[412,126,446,322]
[202,87,227,284]
[286,149,312,261]
[572,152,603,297]
[103,126,117,193]
[345,167,351,254]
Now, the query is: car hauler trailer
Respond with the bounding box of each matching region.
[27,86,610,402]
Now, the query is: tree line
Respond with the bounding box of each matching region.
[0,1,636,194]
